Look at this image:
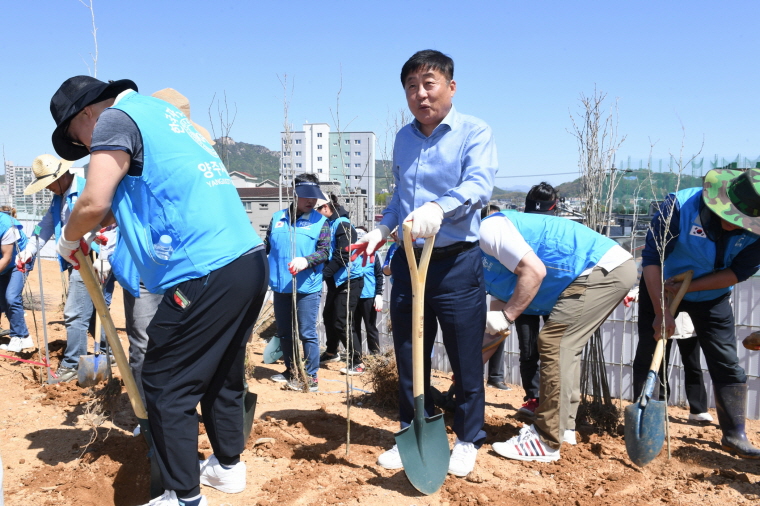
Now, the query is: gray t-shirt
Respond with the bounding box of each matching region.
[90,108,144,176]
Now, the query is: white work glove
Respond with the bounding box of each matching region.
[374,294,383,312]
[485,311,511,335]
[56,226,86,269]
[94,258,111,284]
[16,248,33,272]
[404,202,444,239]
[288,257,309,275]
[348,225,390,265]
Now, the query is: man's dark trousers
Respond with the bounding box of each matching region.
[514,313,545,401]
[354,297,381,355]
[143,249,268,496]
[323,277,364,366]
[390,245,487,447]
[633,276,747,402]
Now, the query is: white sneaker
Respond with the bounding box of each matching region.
[492,424,560,462]
[0,337,20,351]
[563,429,577,445]
[139,490,207,506]
[448,438,478,476]
[199,454,246,493]
[689,412,714,422]
[377,444,403,469]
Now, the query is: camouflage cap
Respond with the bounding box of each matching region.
[702,168,760,234]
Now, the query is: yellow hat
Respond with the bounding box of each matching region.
[24,155,74,195]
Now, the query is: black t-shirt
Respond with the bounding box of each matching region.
[90,108,144,176]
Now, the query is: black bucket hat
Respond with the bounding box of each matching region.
[50,75,137,160]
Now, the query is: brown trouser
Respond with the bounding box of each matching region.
[534,258,637,449]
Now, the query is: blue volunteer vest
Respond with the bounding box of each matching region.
[0,214,27,275]
[663,187,759,302]
[481,212,617,315]
[110,91,261,293]
[268,209,327,294]
[110,230,141,298]
[329,217,363,286]
[360,259,376,298]
[50,176,100,271]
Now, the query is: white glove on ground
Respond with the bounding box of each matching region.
[288,257,309,275]
[485,311,511,335]
[404,202,444,239]
[374,295,383,312]
[94,258,111,284]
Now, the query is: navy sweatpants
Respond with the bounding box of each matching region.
[143,249,268,495]
[390,245,487,447]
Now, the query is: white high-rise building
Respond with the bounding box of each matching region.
[281,123,376,219]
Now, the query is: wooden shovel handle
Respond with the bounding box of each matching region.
[649,270,693,374]
[75,250,148,419]
[402,222,434,399]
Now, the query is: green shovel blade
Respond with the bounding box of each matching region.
[395,395,450,495]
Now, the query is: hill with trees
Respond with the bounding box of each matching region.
[213,138,281,181]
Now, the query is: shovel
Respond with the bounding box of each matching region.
[78,263,109,387]
[33,232,56,384]
[394,222,450,495]
[77,315,108,387]
[625,270,693,467]
[74,250,163,499]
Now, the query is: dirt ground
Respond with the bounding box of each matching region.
[1,260,760,505]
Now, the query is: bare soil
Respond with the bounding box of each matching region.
[1,260,759,505]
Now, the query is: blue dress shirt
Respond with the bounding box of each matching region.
[379,105,497,247]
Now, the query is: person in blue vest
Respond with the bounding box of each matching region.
[0,206,31,353]
[633,169,760,459]
[48,76,268,506]
[14,154,106,382]
[316,195,365,374]
[352,226,384,356]
[265,174,330,392]
[481,211,636,462]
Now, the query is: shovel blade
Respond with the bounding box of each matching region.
[395,398,450,495]
[243,389,258,443]
[624,399,666,467]
[77,354,109,387]
[263,335,283,364]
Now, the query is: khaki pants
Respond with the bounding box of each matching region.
[534,258,637,449]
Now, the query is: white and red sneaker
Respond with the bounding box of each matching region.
[492,424,560,462]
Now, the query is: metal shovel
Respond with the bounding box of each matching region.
[394,222,450,495]
[74,250,163,498]
[77,313,108,387]
[624,270,693,467]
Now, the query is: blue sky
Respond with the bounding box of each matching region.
[1,1,758,189]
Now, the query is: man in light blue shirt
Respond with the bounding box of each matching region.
[351,49,497,477]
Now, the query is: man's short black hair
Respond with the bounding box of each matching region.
[400,50,454,86]
[480,204,501,219]
[527,182,558,202]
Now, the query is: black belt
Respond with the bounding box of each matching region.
[412,241,478,261]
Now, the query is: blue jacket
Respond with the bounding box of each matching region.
[0,214,27,275]
[663,187,759,302]
[109,91,261,293]
[482,212,617,315]
[267,209,327,294]
[50,176,100,271]
[328,216,363,286]
[360,258,384,299]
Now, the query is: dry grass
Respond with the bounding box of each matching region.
[361,350,398,409]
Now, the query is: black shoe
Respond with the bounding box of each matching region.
[319,352,340,364]
[286,376,318,392]
[487,380,512,391]
[714,383,760,459]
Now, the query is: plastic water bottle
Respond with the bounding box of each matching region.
[154,235,173,261]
